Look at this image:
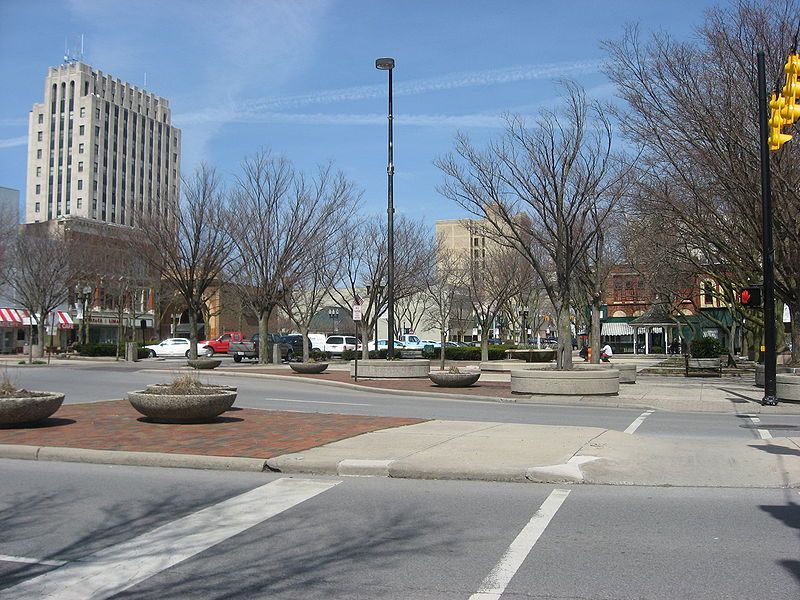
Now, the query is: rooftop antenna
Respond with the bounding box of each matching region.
[144,72,147,88]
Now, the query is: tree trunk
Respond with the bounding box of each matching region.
[726,321,737,367]
[790,301,800,366]
[188,308,198,359]
[258,310,269,365]
[361,320,370,360]
[301,328,310,362]
[480,325,490,362]
[28,321,34,363]
[440,329,447,371]
[35,317,45,359]
[590,297,601,364]
[555,300,573,370]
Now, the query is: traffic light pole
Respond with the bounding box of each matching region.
[757,52,779,406]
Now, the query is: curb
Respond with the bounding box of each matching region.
[0,444,269,472]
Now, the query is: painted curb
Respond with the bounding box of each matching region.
[0,444,269,472]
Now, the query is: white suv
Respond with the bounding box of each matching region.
[323,335,361,355]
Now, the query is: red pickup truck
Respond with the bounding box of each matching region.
[199,332,245,356]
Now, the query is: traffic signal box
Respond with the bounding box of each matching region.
[739,286,763,308]
[769,53,800,150]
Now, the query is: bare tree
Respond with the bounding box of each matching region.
[332,215,435,359]
[0,201,16,288]
[603,0,800,363]
[137,164,234,359]
[229,151,358,364]
[283,244,343,362]
[396,293,434,338]
[437,83,624,368]
[423,241,466,370]
[8,227,73,362]
[463,243,525,361]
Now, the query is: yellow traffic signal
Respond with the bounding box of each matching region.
[769,92,793,150]
[780,54,800,124]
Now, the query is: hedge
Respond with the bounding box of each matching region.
[340,345,513,361]
[690,336,726,358]
[75,343,149,359]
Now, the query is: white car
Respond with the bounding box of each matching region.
[367,339,406,351]
[144,338,192,358]
[323,335,361,355]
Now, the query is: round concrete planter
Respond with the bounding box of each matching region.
[0,392,65,425]
[480,360,554,373]
[187,359,221,370]
[127,389,237,423]
[290,362,329,374]
[505,349,557,363]
[776,373,800,401]
[145,383,237,393]
[755,364,795,387]
[574,362,636,383]
[428,371,481,387]
[511,368,619,396]
[349,359,429,379]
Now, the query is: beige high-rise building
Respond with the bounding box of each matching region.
[25,61,180,226]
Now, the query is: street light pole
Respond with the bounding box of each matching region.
[376,57,395,360]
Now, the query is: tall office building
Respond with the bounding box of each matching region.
[25,61,181,226]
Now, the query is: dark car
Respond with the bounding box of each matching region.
[280,334,313,357]
[227,333,292,363]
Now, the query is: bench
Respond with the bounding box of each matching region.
[684,356,722,377]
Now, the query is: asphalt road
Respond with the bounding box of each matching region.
[0,460,797,599]
[8,362,800,440]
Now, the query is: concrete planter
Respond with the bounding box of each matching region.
[428,371,481,387]
[349,359,429,379]
[145,383,237,393]
[127,389,237,423]
[480,361,554,373]
[776,373,800,401]
[511,368,619,396]
[754,364,794,387]
[187,359,221,370]
[290,362,329,374]
[0,391,65,425]
[505,349,557,363]
[574,362,636,383]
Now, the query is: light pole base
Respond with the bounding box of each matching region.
[761,394,779,406]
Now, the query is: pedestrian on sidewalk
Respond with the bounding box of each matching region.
[579,344,589,361]
[600,343,613,362]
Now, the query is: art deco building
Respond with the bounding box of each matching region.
[25,61,180,226]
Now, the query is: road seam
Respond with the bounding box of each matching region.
[0,554,67,567]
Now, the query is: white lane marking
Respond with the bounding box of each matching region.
[266,397,372,406]
[623,410,655,435]
[470,488,570,600]
[3,478,339,600]
[0,554,67,567]
[746,416,773,439]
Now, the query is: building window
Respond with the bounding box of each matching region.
[80,107,86,117]
[35,184,41,194]
[78,143,84,154]
[65,200,71,214]
[77,180,83,190]
[34,202,40,212]
[77,197,82,209]
[36,149,42,159]
[703,281,714,306]
[78,161,84,173]
[37,131,43,141]
[79,125,85,135]
[96,108,100,119]
[38,114,43,124]
[36,166,41,176]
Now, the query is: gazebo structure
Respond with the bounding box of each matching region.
[628,303,680,355]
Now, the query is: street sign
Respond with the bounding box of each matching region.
[352,304,362,321]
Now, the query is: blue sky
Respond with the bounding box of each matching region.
[0,0,721,223]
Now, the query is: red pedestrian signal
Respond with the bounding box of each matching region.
[740,286,763,308]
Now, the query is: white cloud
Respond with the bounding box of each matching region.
[0,136,27,149]
[180,110,504,128]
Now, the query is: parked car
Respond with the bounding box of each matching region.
[227,333,292,363]
[144,338,191,358]
[199,331,244,356]
[397,334,428,350]
[420,339,442,348]
[323,335,361,355]
[367,339,406,351]
[307,333,327,352]
[280,334,312,356]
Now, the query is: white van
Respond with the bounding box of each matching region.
[307,333,327,352]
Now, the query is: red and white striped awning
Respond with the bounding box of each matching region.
[0,308,26,328]
[54,310,74,329]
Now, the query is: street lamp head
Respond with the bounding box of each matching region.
[375,57,395,70]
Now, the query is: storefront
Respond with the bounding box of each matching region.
[0,308,27,354]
